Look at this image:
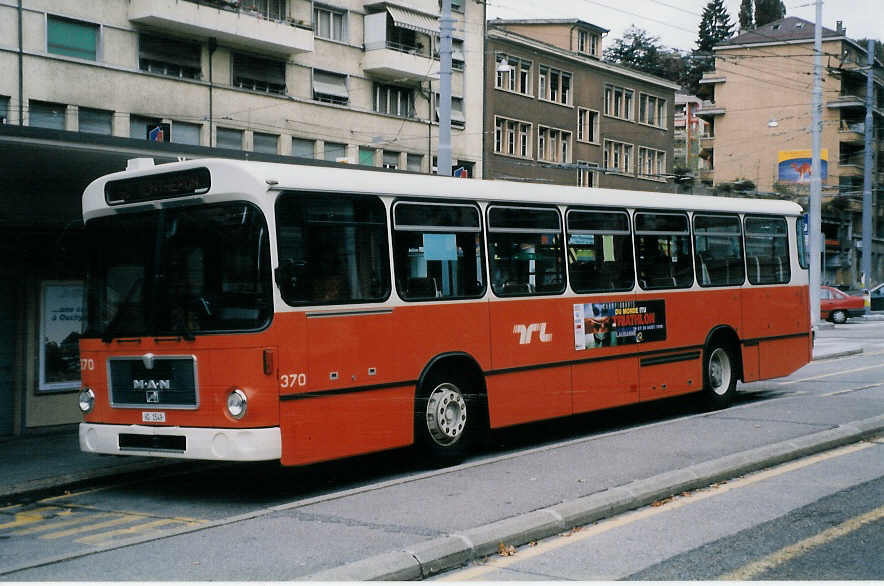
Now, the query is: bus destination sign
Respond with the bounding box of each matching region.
[104,167,211,205]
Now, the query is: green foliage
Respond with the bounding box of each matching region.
[739,0,754,31]
[697,0,734,54]
[754,0,786,27]
[603,26,692,88]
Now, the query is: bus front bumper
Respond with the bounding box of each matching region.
[79,423,281,462]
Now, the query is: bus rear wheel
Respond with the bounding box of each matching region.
[703,344,736,409]
[415,371,484,465]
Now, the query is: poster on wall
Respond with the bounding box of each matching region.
[777,149,828,183]
[573,300,666,351]
[39,281,84,392]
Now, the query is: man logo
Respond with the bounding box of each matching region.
[146,390,160,403]
[513,323,552,345]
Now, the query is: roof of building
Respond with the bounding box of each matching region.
[488,18,609,34]
[717,16,841,47]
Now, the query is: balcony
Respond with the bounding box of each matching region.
[128,0,313,56]
[827,94,865,110]
[363,7,439,82]
[696,100,726,119]
[699,169,714,183]
[839,120,866,145]
[699,135,715,150]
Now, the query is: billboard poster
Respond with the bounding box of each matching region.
[777,149,828,183]
[573,300,666,350]
[39,281,84,392]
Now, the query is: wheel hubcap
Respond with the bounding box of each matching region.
[709,348,732,396]
[426,383,467,447]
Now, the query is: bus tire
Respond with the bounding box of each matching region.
[415,370,485,465]
[703,343,737,409]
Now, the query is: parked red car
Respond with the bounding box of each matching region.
[820,285,866,323]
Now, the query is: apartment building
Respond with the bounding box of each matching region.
[697,17,883,286]
[484,19,680,191]
[673,93,708,176]
[0,0,484,435]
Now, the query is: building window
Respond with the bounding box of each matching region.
[47,15,98,61]
[577,108,599,143]
[217,127,243,150]
[312,70,349,105]
[314,5,346,41]
[604,84,635,120]
[359,146,375,166]
[494,116,532,159]
[241,0,286,20]
[638,146,667,180]
[78,107,112,135]
[233,53,286,95]
[407,153,423,172]
[254,132,279,154]
[577,161,600,187]
[172,121,201,145]
[30,101,66,130]
[383,151,400,169]
[436,38,465,70]
[435,94,465,128]
[0,96,9,124]
[577,30,600,56]
[494,54,532,96]
[325,142,348,162]
[292,137,315,158]
[537,126,572,164]
[538,66,572,105]
[373,84,415,118]
[603,139,634,174]
[639,94,667,128]
[139,34,201,80]
[130,115,161,140]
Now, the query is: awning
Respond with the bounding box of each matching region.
[312,71,349,100]
[386,4,439,36]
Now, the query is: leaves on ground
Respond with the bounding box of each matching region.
[497,542,517,556]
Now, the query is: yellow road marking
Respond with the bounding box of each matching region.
[0,507,58,530]
[41,515,141,539]
[779,361,884,386]
[14,512,116,535]
[76,518,184,545]
[720,504,884,580]
[439,441,876,581]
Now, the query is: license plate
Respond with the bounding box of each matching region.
[142,411,166,423]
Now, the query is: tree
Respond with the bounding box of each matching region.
[603,26,691,87]
[739,0,754,32]
[754,0,786,27]
[696,0,734,54]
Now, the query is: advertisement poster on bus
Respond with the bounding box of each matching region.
[573,300,666,350]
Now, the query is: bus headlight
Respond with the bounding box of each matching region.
[78,388,95,414]
[226,389,248,419]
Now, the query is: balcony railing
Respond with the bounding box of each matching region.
[129,0,313,55]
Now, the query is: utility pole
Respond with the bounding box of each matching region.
[437,0,453,176]
[862,38,874,290]
[808,0,822,325]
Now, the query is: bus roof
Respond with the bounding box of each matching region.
[83,158,804,221]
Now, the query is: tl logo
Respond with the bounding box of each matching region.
[513,323,552,345]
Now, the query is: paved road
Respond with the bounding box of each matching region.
[435,438,884,580]
[1,322,882,580]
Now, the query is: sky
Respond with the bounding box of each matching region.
[485,0,882,53]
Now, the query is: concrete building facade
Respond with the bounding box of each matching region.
[0,0,485,435]
[484,20,680,191]
[697,17,883,286]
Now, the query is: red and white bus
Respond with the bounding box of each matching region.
[77,158,811,465]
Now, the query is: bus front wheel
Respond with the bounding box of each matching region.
[415,371,484,465]
[703,344,737,409]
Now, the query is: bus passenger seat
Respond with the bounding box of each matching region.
[407,277,439,298]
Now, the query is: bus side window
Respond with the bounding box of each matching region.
[566,209,634,293]
[745,216,790,285]
[487,206,565,297]
[275,192,391,306]
[693,214,745,287]
[635,211,694,290]
[392,202,485,301]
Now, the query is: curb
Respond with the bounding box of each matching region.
[812,347,863,361]
[303,414,884,581]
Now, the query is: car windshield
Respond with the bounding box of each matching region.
[84,202,272,339]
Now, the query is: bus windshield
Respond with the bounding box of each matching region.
[84,202,272,340]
